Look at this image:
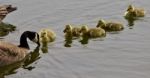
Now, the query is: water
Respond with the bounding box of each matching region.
[0,0,150,78]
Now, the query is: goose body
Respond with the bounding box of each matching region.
[39,28,56,43]
[80,25,106,38]
[63,25,81,38]
[96,19,124,31]
[124,5,145,19]
[0,31,40,66]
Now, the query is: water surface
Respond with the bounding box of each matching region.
[1,0,150,78]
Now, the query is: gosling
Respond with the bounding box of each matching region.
[80,25,106,38]
[39,29,56,44]
[124,5,145,19]
[63,25,81,38]
[96,19,124,31]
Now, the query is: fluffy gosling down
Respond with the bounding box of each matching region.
[124,5,145,19]
[63,25,81,38]
[39,29,56,43]
[0,31,40,66]
[80,25,106,38]
[96,19,124,31]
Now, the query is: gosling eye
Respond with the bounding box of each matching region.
[63,29,66,33]
[43,32,46,34]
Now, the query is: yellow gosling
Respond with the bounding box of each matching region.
[39,29,56,44]
[80,25,106,38]
[63,24,81,38]
[96,19,124,31]
[124,5,145,18]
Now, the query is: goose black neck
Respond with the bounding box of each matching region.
[18,31,30,49]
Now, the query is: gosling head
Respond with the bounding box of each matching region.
[40,29,47,38]
[96,19,106,28]
[63,25,72,33]
[127,5,134,11]
[80,25,88,33]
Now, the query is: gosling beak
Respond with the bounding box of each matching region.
[96,25,99,27]
[63,29,66,33]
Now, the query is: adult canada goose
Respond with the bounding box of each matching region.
[124,5,145,19]
[0,31,40,67]
[80,25,106,38]
[96,19,124,31]
[39,28,56,43]
[63,25,81,38]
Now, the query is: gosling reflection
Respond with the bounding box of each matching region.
[124,16,140,29]
[41,42,48,53]
[64,36,73,47]
[126,18,136,29]
[0,22,16,37]
[79,34,89,45]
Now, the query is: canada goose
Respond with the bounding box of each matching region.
[80,25,106,38]
[0,31,40,67]
[39,29,56,44]
[96,19,124,31]
[124,5,145,19]
[63,25,81,38]
[0,4,17,23]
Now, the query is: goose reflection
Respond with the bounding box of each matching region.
[0,46,41,78]
[23,46,41,70]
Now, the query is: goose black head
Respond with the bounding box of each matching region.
[18,31,40,49]
[27,31,40,46]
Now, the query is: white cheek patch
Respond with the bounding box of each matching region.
[32,33,38,43]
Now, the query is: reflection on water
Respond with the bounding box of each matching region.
[41,42,48,53]
[64,36,73,47]
[0,22,16,37]
[0,46,41,78]
[23,46,41,70]
[79,35,89,45]
[1,0,150,78]
[124,16,136,28]
[124,17,144,29]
